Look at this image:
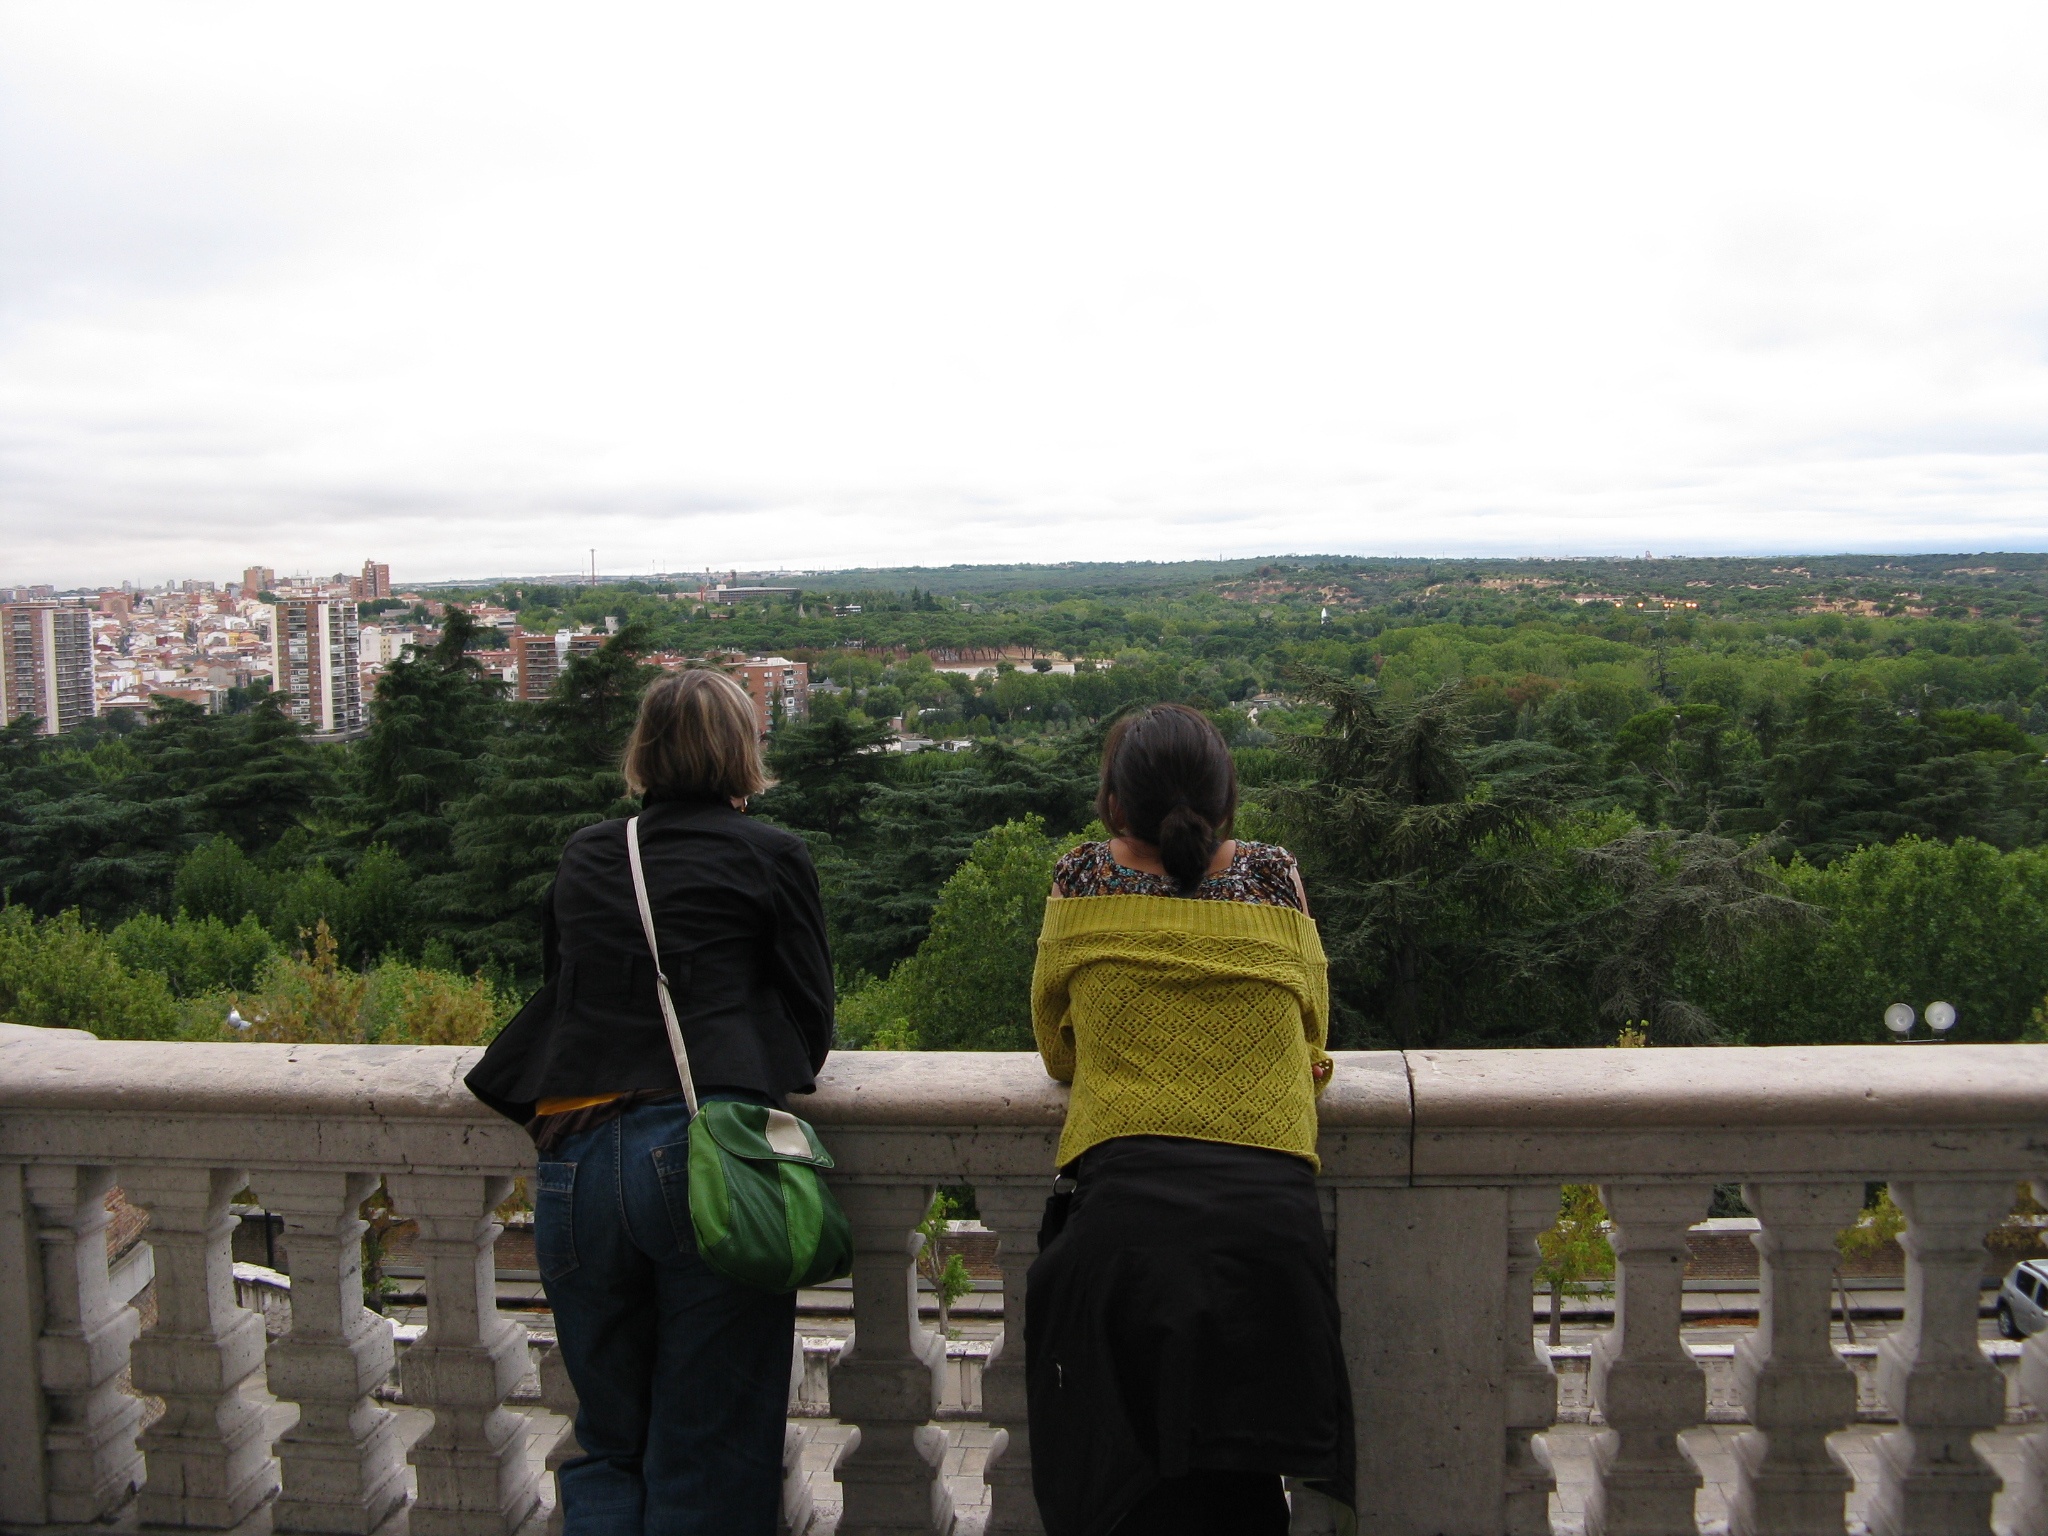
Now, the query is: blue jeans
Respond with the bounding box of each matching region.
[535,1097,797,1536]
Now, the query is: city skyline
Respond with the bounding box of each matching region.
[5,7,2047,586]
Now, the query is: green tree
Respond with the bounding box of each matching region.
[1543,824,1814,1042]
[1270,672,1806,1047]
[108,911,277,996]
[915,1191,975,1337]
[0,907,180,1039]
[174,835,277,926]
[437,626,657,975]
[1695,837,2048,1044]
[268,844,418,967]
[198,694,330,852]
[1536,1185,1613,1346]
[836,817,1075,1049]
[817,741,1095,981]
[1267,672,1581,1048]
[353,608,506,869]
[758,714,896,842]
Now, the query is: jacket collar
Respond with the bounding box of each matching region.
[639,789,734,813]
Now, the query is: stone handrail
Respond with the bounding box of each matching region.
[3,1024,2046,1536]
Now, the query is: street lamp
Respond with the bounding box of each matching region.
[1884,1001,1957,1042]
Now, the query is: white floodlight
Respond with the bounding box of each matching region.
[1926,1001,1958,1034]
[1883,1002,1916,1035]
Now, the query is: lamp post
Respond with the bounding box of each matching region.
[1883,1000,1958,1042]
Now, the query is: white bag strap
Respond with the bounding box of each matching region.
[626,816,698,1115]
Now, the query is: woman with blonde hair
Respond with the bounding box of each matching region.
[1026,702,1351,1536]
[468,666,833,1536]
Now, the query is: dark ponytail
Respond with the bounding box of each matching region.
[1097,704,1238,896]
[1156,802,1219,893]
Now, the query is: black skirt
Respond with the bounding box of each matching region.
[1025,1136,1355,1536]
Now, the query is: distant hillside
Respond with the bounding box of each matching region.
[806,553,2048,620]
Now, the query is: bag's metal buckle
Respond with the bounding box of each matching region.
[1052,1174,1078,1195]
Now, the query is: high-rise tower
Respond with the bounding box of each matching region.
[270,597,363,733]
[0,602,97,734]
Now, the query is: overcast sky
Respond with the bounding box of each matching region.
[4,5,2046,588]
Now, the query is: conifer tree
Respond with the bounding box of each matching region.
[1270,669,1804,1049]
[757,713,896,842]
[201,693,330,853]
[437,624,658,976]
[0,715,192,919]
[354,608,505,869]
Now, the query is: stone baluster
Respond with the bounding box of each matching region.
[537,1338,581,1536]
[1868,1179,2013,1536]
[1727,1181,1864,1536]
[249,1170,406,1534]
[958,1187,1040,1531]
[782,1421,817,1536]
[974,1182,1047,1536]
[2006,1177,2048,1536]
[830,1182,952,1536]
[782,1332,818,1536]
[1585,1182,1711,1536]
[386,1173,536,1536]
[1505,1185,1561,1536]
[8,1165,144,1524]
[121,1165,279,1528]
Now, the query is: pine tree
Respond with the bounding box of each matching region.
[436,625,658,976]
[201,694,330,853]
[1270,670,1580,1048]
[353,609,506,869]
[756,714,897,841]
[1269,669,1804,1048]
[0,715,192,920]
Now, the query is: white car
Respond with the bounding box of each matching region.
[1996,1260,2048,1339]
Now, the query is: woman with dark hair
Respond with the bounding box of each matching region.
[1026,703,1352,1536]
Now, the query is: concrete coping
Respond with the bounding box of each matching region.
[2,1027,2045,1138]
[1408,1044,2048,1129]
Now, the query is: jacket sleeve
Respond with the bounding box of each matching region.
[538,879,561,984]
[1303,946,1333,1097]
[770,841,836,1072]
[1031,929,1076,1084]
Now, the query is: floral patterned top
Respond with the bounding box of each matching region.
[1053,839,1306,912]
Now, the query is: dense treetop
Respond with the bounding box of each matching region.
[1,554,2044,1052]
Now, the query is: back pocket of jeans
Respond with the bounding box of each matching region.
[650,1140,698,1255]
[534,1161,578,1280]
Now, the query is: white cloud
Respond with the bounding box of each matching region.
[3,2,2046,586]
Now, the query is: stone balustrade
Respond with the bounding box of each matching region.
[3,1022,2047,1536]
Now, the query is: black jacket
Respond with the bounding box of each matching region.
[465,794,834,1124]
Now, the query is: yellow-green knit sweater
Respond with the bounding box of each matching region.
[1031,892,1333,1170]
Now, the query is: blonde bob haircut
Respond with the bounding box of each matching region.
[623,668,769,801]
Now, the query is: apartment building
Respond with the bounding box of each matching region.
[512,628,605,702]
[270,597,363,734]
[241,567,276,599]
[0,602,97,735]
[728,656,809,734]
[359,561,391,600]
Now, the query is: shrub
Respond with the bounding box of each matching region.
[0,906,180,1039]
[174,835,276,926]
[217,920,515,1045]
[109,911,278,996]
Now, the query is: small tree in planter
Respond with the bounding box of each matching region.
[916,1191,975,1338]
[1536,1184,1614,1346]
